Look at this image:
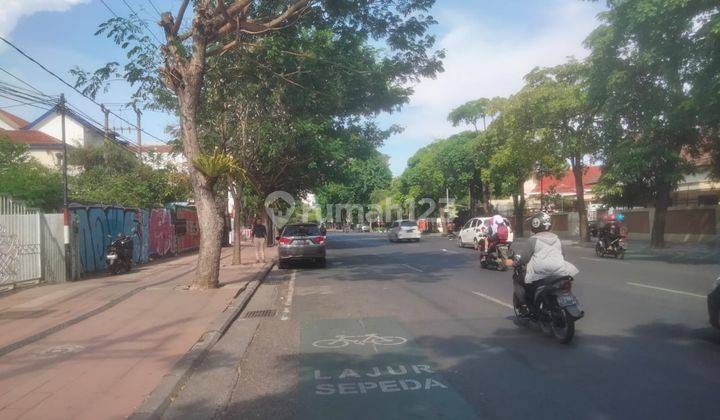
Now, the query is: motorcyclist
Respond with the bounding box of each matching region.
[516,212,579,306]
[599,214,622,252]
[480,215,505,256]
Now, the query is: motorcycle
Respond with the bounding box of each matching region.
[477,238,513,271]
[106,233,134,275]
[511,256,584,344]
[595,235,626,259]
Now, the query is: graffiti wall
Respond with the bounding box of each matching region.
[174,206,200,253]
[71,204,199,275]
[72,206,149,274]
[149,209,175,256]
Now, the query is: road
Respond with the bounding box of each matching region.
[165,232,720,420]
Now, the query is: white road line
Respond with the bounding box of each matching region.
[472,291,513,309]
[281,270,296,321]
[627,282,706,299]
[442,248,459,254]
[402,263,424,273]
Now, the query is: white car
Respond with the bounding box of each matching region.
[360,224,371,232]
[457,217,514,248]
[388,219,421,242]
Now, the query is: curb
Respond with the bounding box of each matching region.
[128,262,275,420]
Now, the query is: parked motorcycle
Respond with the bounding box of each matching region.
[595,235,626,259]
[106,233,134,275]
[478,240,513,271]
[511,256,584,344]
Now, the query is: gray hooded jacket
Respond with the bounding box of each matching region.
[518,231,579,284]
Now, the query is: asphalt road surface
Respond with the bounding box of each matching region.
[165,232,720,420]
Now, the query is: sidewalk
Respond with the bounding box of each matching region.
[0,244,274,420]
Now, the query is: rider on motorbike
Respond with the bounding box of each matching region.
[481,215,508,259]
[598,213,625,252]
[516,212,579,306]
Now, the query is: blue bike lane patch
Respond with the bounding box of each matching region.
[300,317,478,420]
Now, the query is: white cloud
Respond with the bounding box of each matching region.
[0,0,88,38]
[381,0,605,174]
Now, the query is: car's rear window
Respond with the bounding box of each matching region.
[283,225,321,236]
[400,220,417,227]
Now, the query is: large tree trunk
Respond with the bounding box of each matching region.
[230,185,242,265]
[481,178,491,214]
[177,63,223,289]
[651,182,671,248]
[469,183,478,217]
[571,159,590,242]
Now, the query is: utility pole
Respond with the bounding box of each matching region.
[101,104,110,142]
[133,104,142,146]
[60,94,71,281]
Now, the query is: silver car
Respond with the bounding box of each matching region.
[277,223,326,268]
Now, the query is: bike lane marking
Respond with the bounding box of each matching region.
[300,317,478,420]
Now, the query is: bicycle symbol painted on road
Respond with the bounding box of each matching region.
[312,333,408,348]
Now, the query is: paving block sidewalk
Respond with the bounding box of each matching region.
[0,244,274,420]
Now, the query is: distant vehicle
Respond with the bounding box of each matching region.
[457,217,491,248]
[709,277,720,330]
[388,219,421,242]
[277,223,326,269]
[457,217,514,248]
[360,224,371,232]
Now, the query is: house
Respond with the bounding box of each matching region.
[524,166,602,209]
[0,109,29,130]
[0,109,64,168]
[673,153,719,206]
[24,105,106,149]
[0,129,65,168]
[138,144,186,169]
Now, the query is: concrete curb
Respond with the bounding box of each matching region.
[128,262,275,420]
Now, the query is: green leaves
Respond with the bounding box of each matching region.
[192,150,242,182]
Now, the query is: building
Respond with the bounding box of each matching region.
[524,166,602,211]
[0,109,29,130]
[24,105,106,149]
[0,129,65,168]
[0,109,65,168]
[138,144,186,169]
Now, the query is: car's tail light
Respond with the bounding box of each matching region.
[278,237,293,245]
[311,236,325,244]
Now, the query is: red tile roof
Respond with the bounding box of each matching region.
[0,129,62,146]
[0,109,29,129]
[531,166,602,195]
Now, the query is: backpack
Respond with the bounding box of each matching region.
[496,224,509,242]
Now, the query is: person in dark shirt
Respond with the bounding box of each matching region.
[251,218,267,263]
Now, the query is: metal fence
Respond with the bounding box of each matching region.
[0,195,65,289]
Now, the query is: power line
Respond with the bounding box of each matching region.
[0,35,170,145]
[0,65,45,95]
[148,0,163,17]
[119,0,163,45]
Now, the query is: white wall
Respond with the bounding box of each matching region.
[34,114,87,147]
[28,149,61,169]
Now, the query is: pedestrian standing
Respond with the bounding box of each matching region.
[251,217,267,263]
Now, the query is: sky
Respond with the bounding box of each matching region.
[0,0,607,174]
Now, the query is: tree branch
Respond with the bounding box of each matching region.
[173,0,190,36]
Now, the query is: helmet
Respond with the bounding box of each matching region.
[616,213,625,222]
[528,212,552,233]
